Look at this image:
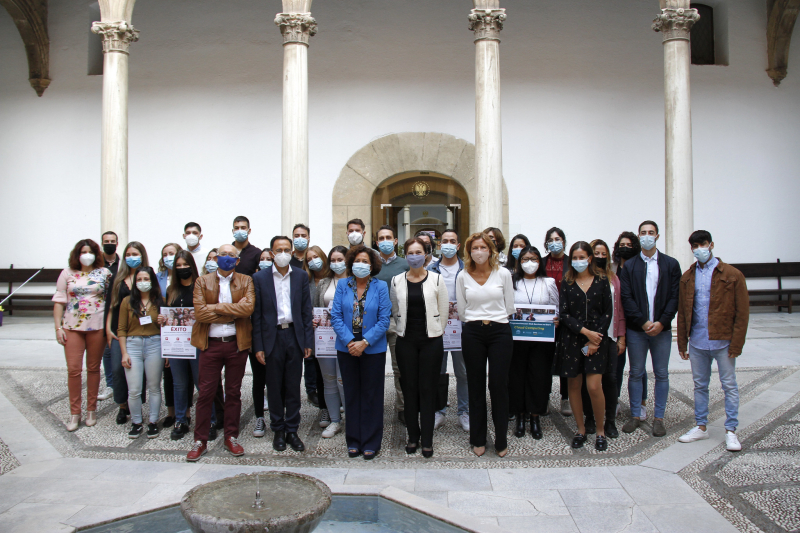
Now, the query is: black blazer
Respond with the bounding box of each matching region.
[252,266,314,355]
[619,251,681,331]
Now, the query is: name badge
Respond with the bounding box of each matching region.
[139,316,153,325]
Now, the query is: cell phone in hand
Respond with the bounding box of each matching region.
[581,345,589,356]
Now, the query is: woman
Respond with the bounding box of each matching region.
[456,233,515,457]
[53,239,112,431]
[158,251,201,440]
[250,248,275,438]
[510,246,559,440]
[118,266,164,438]
[541,227,571,416]
[483,227,507,267]
[305,245,331,428]
[390,237,449,457]
[559,242,613,451]
[105,242,150,425]
[156,243,182,427]
[201,248,219,276]
[314,245,348,438]
[612,232,648,419]
[330,245,391,460]
[505,234,532,273]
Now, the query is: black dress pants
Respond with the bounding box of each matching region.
[509,340,556,415]
[462,321,513,450]
[265,327,304,433]
[314,356,327,410]
[396,328,445,449]
[249,351,267,418]
[582,348,619,422]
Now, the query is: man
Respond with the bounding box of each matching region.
[620,220,681,437]
[374,225,410,425]
[290,224,310,269]
[677,231,749,452]
[289,223,318,406]
[415,231,435,268]
[232,216,262,277]
[183,222,205,268]
[186,244,255,462]
[253,236,314,452]
[427,228,470,432]
[101,231,120,275]
[346,219,366,248]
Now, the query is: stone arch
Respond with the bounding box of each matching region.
[331,132,508,246]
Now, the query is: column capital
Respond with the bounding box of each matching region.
[275,13,317,46]
[468,8,506,42]
[91,21,139,54]
[652,7,699,43]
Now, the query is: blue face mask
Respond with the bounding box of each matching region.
[217,255,237,272]
[233,229,249,243]
[308,257,323,271]
[640,235,657,251]
[406,254,425,269]
[293,237,308,251]
[125,256,142,268]
[511,248,523,259]
[330,261,347,275]
[378,240,395,255]
[572,259,589,273]
[693,247,711,264]
[352,262,371,279]
[440,243,458,258]
[548,241,563,254]
[259,260,273,270]
[205,260,218,273]
[163,255,175,270]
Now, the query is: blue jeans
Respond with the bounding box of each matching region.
[124,335,163,424]
[102,345,113,387]
[615,347,648,405]
[627,329,672,419]
[690,346,738,431]
[438,350,469,417]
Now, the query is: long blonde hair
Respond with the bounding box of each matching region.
[591,239,616,281]
[111,242,150,308]
[158,243,183,273]
[303,245,330,280]
[463,232,499,272]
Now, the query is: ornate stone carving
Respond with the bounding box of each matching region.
[91,21,139,54]
[0,0,50,96]
[766,0,800,86]
[275,13,317,45]
[652,8,700,42]
[468,8,506,42]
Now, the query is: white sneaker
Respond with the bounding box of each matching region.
[459,413,470,432]
[253,417,266,438]
[434,412,446,430]
[560,399,572,416]
[726,431,742,452]
[340,406,344,413]
[97,387,113,401]
[321,422,341,438]
[678,426,709,443]
[264,397,269,412]
[319,409,331,428]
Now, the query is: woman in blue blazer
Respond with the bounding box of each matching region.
[330,245,391,460]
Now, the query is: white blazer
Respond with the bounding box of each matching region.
[390,271,449,338]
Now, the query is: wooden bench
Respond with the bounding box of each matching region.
[0,266,62,315]
[730,260,800,313]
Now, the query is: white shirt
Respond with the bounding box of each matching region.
[641,250,660,323]
[513,277,559,315]
[209,270,236,338]
[274,265,293,325]
[324,278,341,308]
[188,244,205,272]
[438,261,460,302]
[456,268,516,323]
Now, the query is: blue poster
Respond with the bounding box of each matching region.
[510,305,557,342]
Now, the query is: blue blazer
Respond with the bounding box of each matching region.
[330,277,391,354]
[252,266,314,355]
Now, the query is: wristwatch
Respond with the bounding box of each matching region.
[363,339,370,346]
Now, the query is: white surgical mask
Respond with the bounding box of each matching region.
[572,259,589,273]
[274,252,291,268]
[205,260,218,273]
[521,261,539,275]
[348,231,364,245]
[330,261,347,275]
[308,257,323,271]
[79,253,96,267]
[136,281,152,293]
[185,235,199,247]
[471,250,489,265]
[640,235,657,251]
[259,260,273,270]
[693,247,711,264]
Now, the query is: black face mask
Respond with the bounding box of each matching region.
[176,267,193,280]
[594,257,608,270]
[618,247,637,260]
[103,243,117,255]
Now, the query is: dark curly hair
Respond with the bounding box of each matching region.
[612,231,641,265]
[345,245,382,277]
[68,239,105,270]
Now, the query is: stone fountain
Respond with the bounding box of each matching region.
[181,471,332,533]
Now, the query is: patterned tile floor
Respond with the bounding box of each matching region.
[0,437,19,475]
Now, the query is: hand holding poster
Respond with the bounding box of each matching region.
[313,307,337,358]
[510,304,557,342]
[160,307,197,358]
[443,301,461,350]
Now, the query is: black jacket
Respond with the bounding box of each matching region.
[619,251,681,331]
[251,266,314,355]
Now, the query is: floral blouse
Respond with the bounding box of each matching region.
[348,276,371,331]
[52,268,112,331]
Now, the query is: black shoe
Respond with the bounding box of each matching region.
[273,430,287,451]
[208,425,218,441]
[584,417,597,435]
[116,408,129,425]
[405,442,419,454]
[595,435,608,451]
[162,416,175,429]
[421,448,433,458]
[348,448,362,458]
[508,413,515,421]
[530,416,543,440]
[128,423,143,439]
[286,432,305,452]
[398,411,406,426]
[605,421,619,439]
[147,423,159,439]
[514,414,526,438]
[571,433,587,449]
[307,392,319,408]
[363,450,378,460]
[171,422,189,441]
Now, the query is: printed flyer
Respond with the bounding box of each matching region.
[160,307,197,358]
[313,307,337,358]
[510,304,557,342]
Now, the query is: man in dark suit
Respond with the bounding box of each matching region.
[619,220,682,438]
[252,236,314,452]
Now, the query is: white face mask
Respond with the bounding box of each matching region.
[79,253,96,267]
[185,235,199,247]
[471,250,489,265]
[348,231,364,245]
[521,261,539,275]
[274,252,291,268]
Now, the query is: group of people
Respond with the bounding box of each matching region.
[52,215,750,461]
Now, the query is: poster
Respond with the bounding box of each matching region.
[443,301,462,350]
[313,307,337,358]
[160,307,197,358]
[509,304,557,342]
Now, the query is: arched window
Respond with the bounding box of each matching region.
[691,4,715,65]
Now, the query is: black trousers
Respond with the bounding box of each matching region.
[163,365,174,408]
[314,356,327,410]
[509,340,556,415]
[249,351,267,418]
[337,335,386,453]
[265,328,304,433]
[303,357,317,395]
[582,348,619,422]
[396,329,445,449]
[462,321,513,450]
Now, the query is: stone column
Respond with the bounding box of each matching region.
[402,205,411,244]
[653,2,698,269]
[275,1,317,236]
[469,1,506,232]
[91,1,138,247]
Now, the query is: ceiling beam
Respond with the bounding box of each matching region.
[0,0,50,96]
[767,0,800,86]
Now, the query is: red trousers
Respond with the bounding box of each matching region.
[193,339,248,442]
[64,329,105,415]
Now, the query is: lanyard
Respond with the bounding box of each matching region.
[521,278,539,305]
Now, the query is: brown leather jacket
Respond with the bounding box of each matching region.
[191,272,255,353]
[677,258,749,356]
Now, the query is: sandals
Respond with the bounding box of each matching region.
[348,448,361,458]
[363,450,378,461]
[421,448,433,458]
[405,442,419,455]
